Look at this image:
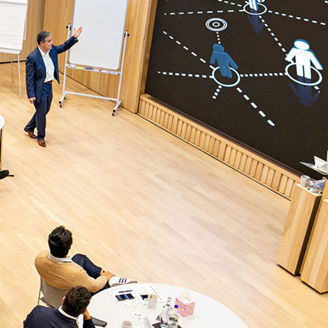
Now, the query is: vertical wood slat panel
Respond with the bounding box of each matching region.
[255,162,264,181]
[272,172,282,191]
[218,142,227,161]
[138,95,299,199]
[213,140,220,158]
[279,176,288,194]
[285,179,295,198]
[195,130,201,147]
[224,146,232,163]
[229,149,237,166]
[239,154,247,172]
[245,157,252,175]
[266,168,275,187]
[164,112,169,129]
[199,132,206,150]
[186,125,192,142]
[208,137,215,155]
[139,100,145,116]
[234,151,242,169]
[155,107,161,124]
[260,165,269,184]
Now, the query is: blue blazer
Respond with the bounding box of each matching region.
[25,36,78,103]
[23,306,95,328]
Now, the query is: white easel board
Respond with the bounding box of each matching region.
[69,0,129,70]
[0,0,27,54]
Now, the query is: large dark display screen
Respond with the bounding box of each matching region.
[145,0,328,175]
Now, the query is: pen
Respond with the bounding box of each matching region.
[118,289,132,293]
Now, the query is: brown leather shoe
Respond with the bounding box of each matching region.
[24,128,37,139]
[37,139,46,147]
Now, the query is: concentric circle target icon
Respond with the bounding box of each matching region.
[205,18,228,32]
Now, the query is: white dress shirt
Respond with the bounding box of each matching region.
[58,306,79,327]
[38,46,55,82]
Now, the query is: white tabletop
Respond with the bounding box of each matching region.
[88,283,248,328]
[0,115,4,130]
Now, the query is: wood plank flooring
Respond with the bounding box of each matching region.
[0,63,327,327]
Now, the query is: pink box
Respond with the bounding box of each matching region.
[175,297,195,317]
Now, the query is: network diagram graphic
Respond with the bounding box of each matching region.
[155,0,326,127]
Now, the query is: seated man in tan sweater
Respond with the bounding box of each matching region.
[35,226,136,294]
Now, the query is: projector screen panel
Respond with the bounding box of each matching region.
[145,0,328,176]
[69,0,129,70]
[0,0,28,54]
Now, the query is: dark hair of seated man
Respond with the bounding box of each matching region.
[48,226,72,258]
[62,286,92,317]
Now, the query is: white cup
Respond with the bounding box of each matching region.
[147,293,158,308]
[300,175,310,187]
[122,320,133,328]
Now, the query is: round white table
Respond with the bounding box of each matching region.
[88,283,248,328]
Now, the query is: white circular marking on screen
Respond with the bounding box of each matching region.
[243,3,267,16]
[205,18,228,32]
[285,63,322,86]
[211,67,241,88]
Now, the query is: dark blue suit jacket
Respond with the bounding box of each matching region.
[25,36,78,103]
[23,306,95,328]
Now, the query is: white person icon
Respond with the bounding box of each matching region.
[285,39,323,80]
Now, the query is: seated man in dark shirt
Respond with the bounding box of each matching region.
[24,286,95,328]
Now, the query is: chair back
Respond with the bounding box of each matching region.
[39,278,68,308]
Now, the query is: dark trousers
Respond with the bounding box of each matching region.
[25,83,53,140]
[72,253,110,293]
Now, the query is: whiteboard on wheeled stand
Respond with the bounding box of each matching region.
[0,0,28,54]
[69,0,129,70]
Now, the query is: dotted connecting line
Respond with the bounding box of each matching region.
[239,72,286,78]
[163,9,243,15]
[156,71,210,79]
[235,87,276,126]
[259,15,286,53]
[212,85,223,99]
[216,32,221,44]
[162,31,209,66]
[217,0,244,8]
[314,85,321,93]
[161,31,276,127]
[266,9,327,26]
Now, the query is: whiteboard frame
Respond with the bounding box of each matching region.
[59,25,129,116]
[68,0,129,70]
[0,0,27,54]
[0,0,27,97]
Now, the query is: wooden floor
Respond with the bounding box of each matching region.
[0,62,327,327]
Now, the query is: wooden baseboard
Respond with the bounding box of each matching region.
[138,94,299,199]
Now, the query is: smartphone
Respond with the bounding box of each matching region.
[115,293,134,301]
[90,316,107,327]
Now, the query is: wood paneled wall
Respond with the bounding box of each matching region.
[138,94,299,199]
[43,0,153,113]
[0,0,45,62]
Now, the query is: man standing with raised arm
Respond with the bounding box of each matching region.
[24,27,82,147]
